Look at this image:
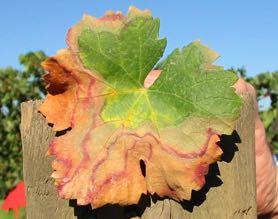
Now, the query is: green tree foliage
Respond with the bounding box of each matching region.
[0,51,47,198]
[231,67,278,152]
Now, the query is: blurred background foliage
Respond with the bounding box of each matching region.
[0,51,47,198]
[0,51,277,199]
[250,71,277,152]
[231,67,278,153]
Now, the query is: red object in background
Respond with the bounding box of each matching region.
[1,181,26,218]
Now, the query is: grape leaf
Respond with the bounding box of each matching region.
[39,6,242,208]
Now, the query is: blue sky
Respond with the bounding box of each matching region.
[1,0,277,76]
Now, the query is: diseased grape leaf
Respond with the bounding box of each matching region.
[39,6,243,208]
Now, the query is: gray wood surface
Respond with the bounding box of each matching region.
[21,96,256,219]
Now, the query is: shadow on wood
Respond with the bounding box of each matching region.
[181,130,241,212]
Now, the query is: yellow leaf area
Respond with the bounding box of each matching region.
[40,48,223,208]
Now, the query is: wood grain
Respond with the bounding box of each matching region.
[20,96,256,219]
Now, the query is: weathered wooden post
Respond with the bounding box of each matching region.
[21,95,256,219]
